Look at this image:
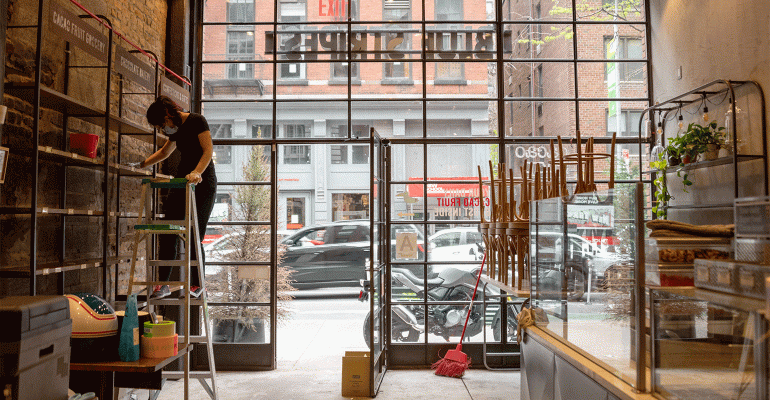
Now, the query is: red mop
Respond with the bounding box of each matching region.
[431,252,486,378]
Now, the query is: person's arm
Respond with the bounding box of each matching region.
[139,140,176,168]
[185,130,214,184]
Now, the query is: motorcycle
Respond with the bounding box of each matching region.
[359,264,519,348]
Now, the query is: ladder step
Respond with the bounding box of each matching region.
[138,220,187,226]
[178,335,210,344]
[162,371,213,380]
[143,177,193,189]
[132,281,187,287]
[134,224,185,231]
[146,260,200,267]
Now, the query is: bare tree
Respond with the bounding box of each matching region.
[207,144,295,342]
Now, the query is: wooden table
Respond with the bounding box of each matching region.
[70,345,190,400]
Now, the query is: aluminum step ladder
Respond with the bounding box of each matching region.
[127,177,218,400]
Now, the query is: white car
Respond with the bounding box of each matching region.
[427,227,485,262]
[532,231,626,279]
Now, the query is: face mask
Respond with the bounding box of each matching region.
[164,126,178,135]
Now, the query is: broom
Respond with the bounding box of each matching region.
[431,252,486,378]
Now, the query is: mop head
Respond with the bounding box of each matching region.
[431,344,471,378]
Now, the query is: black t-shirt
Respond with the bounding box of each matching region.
[167,113,215,178]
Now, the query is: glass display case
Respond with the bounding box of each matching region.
[650,287,768,399]
[529,185,641,389]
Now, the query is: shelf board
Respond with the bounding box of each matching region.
[665,203,734,210]
[0,257,132,277]
[0,206,104,216]
[111,211,140,218]
[38,146,102,167]
[666,154,765,172]
[5,83,105,118]
[26,149,167,178]
[112,163,153,177]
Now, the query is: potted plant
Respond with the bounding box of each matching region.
[682,121,726,161]
[667,133,698,164]
[665,136,694,192]
[664,144,682,167]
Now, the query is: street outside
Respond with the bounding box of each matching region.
[281,288,619,349]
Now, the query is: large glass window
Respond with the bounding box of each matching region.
[199,0,650,371]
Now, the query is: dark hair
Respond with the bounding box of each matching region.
[146,95,183,127]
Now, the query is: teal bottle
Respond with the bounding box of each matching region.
[118,293,141,361]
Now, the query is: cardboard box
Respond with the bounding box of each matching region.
[341,351,370,397]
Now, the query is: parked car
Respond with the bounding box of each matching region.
[206,220,425,289]
[531,231,627,300]
[427,227,485,262]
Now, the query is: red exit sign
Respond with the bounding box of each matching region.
[319,0,348,17]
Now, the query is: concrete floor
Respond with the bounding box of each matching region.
[151,364,520,399]
[143,296,520,399]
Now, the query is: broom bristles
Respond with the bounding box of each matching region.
[431,357,470,378]
[431,344,471,378]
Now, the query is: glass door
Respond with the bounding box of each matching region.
[367,128,388,395]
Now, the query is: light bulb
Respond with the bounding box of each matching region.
[678,114,684,129]
[702,105,709,121]
[656,122,662,135]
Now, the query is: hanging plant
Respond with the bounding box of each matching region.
[650,153,671,219]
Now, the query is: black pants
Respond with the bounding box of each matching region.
[158,174,217,287]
